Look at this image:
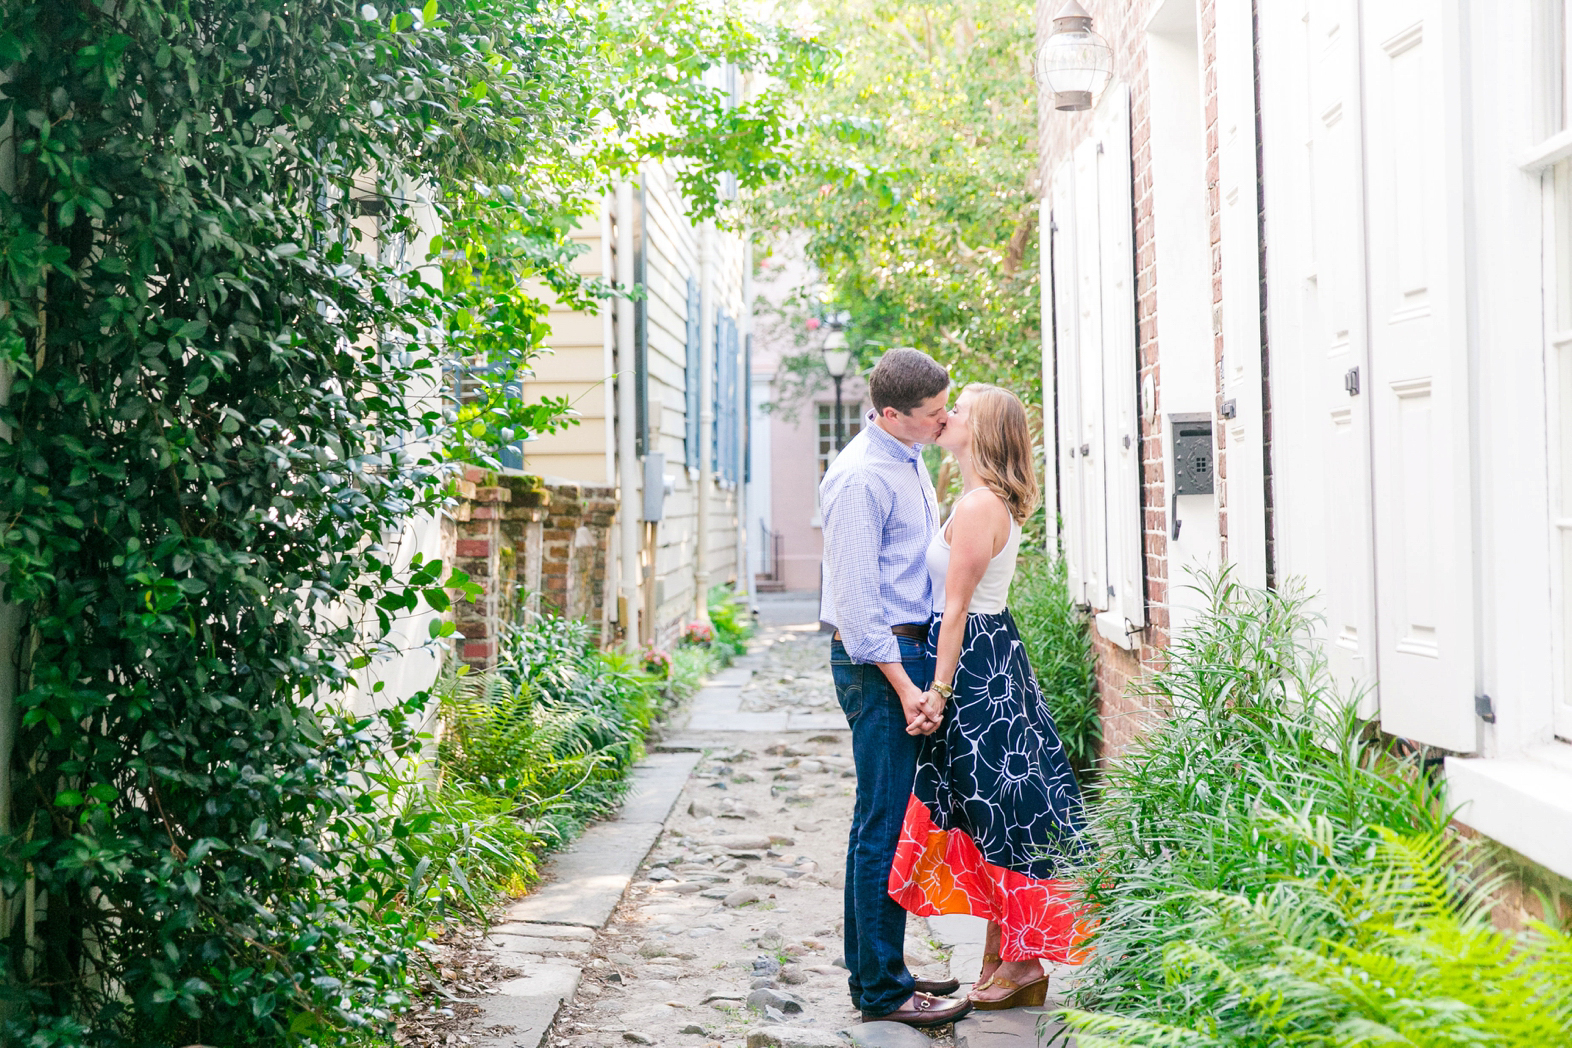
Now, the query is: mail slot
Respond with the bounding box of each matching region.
[1173,419,1214,496]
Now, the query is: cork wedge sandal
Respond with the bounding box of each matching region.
[970,952,1003,992]
[968,973,1049,1011]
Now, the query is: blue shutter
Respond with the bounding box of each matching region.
[743,332,752,484]
[726,319,742,484]
[713,313,740,483]
[712,312,725,475]
[684,277,701,470]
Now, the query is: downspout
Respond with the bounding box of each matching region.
[736,238,753,598]
[695,221,714,621]
[601,198,616,490]
[615,183,642,651]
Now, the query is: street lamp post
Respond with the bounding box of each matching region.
[822,331,852,453]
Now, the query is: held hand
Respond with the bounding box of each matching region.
[920,689,947,728]
[899,685,939,736]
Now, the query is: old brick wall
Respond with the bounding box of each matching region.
[450,470,618,671]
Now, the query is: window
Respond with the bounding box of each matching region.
[1547,159,1572,742]
[816,403,865,478]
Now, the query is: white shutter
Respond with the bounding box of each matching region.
[1041,196,1059,557]
[1362,0,1476,751]
[1309,0,1380,707]
[1257,0,1380,706]
[1215,0,1269,587]
[1049,180,1083,591]
[1094,86,1145,646]
[1073,135,1110,614]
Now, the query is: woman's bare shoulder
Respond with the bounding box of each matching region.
[953,486,1009,522]
[949,488,1012,545]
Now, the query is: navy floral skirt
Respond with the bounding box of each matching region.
[887,609,1093,962]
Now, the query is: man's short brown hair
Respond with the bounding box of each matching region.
[868,348,950,415]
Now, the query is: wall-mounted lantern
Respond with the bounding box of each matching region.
[1038,1,1114,112]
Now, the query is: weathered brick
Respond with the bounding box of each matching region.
[456,538,491,558]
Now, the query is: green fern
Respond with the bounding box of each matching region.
[1064,829,1572,1047]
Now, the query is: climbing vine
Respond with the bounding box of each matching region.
[0,0,822,1042]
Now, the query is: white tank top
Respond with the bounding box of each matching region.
[926,488,1022,615]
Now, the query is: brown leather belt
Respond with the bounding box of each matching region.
[832,622,930,643]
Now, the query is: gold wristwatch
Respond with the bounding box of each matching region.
[931,680,954,700]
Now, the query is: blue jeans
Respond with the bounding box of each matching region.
[831,635,932,1015]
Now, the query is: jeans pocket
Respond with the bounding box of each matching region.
[831,659,864,724]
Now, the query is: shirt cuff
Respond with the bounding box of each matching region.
[844,628,902,665]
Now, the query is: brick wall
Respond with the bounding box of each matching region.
[450,470,618,671]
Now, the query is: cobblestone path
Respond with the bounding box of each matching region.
[546,622,964,1048]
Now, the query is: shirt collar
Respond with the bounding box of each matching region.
[861,410,924,463]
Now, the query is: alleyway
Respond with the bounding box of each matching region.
[430,596,1077,1048]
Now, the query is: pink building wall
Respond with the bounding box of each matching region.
[768,377,869,592]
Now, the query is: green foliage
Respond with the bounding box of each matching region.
[1065,569,1452,1039]
[0,0,818,1041]
[668,646,722,702]
[394,782,544,920]
[403,613,668,918]
[752,0,1042,401]
[706,585,756,663]
[1009,554,1100,778]
[436,0,831,466]
[1063,828,1572,1047]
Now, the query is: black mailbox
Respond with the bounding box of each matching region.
[1173,418,1214,496]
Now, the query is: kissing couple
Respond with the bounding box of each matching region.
[819,348,1091,1028]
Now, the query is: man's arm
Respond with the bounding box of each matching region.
[821,473,901,664]
[822,476,936,734]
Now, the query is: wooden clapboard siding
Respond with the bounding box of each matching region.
[521,214,613,485]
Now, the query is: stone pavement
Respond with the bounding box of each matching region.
[466,606,1077,1048]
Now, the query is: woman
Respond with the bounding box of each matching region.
[887,384,1092,1009]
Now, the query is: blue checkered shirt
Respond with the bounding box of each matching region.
[818,413,940,664]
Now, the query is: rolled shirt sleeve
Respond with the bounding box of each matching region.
[821,470,903,665]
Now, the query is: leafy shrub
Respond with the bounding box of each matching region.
[394,784,544,920]
[1065,828,1572,1047]
[643,646,674,676]
[401,613,676,919]
[0,0,822,1036]
[1009,554,1100,777]
[1064,569,1450,1037]
[668,646,721,701]
[684,620,718,646]
[707,585,756,662]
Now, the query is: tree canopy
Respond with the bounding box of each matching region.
[752,0,1042,402]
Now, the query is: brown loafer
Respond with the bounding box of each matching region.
[862,991,974,1027]
[913,977,961,997]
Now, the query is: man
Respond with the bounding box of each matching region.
[820,348,972,1028]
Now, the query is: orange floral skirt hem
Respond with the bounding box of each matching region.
[887,795,1094,964]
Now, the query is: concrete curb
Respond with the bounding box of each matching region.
[471,749,703,1047]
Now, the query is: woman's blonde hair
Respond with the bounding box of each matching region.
[963,384,1039,525]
